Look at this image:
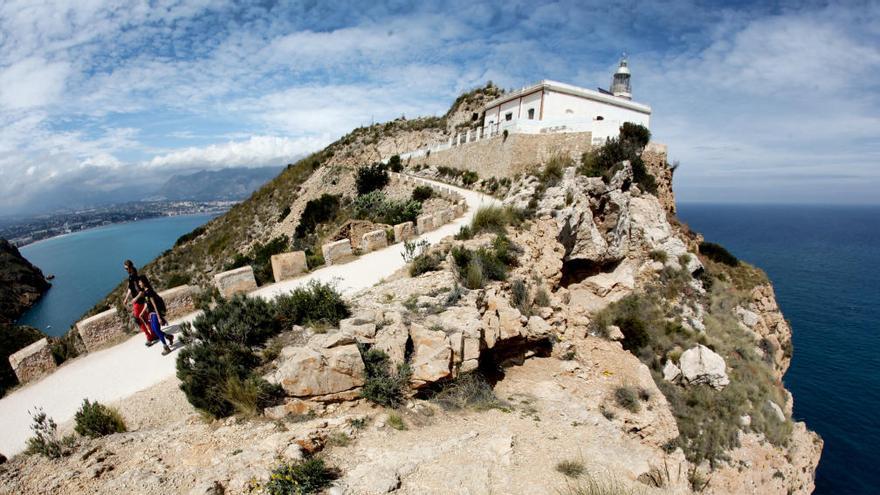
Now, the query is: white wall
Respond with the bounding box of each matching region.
[542,91,650,129]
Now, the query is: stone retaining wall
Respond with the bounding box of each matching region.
[9,338,56,384]
[158,285,199,321]
[322,239,353,265]
[76,309,127,353]
[393,221,415,243]
[213,266,258,298]
[271,251,308,283]
[361,229,388,253]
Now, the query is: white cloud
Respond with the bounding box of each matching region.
[0,57,70,109]
[146,135,323,169]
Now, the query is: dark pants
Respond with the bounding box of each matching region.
[148,312,169,346]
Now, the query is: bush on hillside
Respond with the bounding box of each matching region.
[469,205,523,235]
[295,194,342,239]
[620,121,651,148]
[411,185,434,202]
[699,241,739,267]
[359,347,411,407]
[25,408,75,458]
[174,225,207,247]
[437,166,478,186]
[451,234,519,289]
[0,324,45,397]
[388,154,403,172]
[355,163,389,195]
[260,458,338,495]
[74,399,127,437]
[223,235,290,286]
[579,123,657,193]
[351,191,422,225]
[409,251,443,277]
[274,280,350,328]
[176,295,284,418]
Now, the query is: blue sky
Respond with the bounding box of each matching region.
[0,0,878,214]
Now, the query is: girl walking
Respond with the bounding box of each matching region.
[136,276,175,355]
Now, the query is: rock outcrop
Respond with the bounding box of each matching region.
[0,239,50,324]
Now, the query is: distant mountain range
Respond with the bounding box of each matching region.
[156,166,284,202]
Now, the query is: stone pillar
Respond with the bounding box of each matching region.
[416,215,434,234]
[158,285,200,321]
[9,338,56,384]
[361,229,389,253]
[322,239,353,265]
[465,129,471,143]
[270,251,308,283]
[393,222,415,243]
[213,266,258,298]
[76,309,127,353]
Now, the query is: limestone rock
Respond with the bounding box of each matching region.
[767,400,786,422]
[270,251,308,282]
[322,239,353,265]
[268,343,365,397]
[373,312,409,366]
[679,345,729,390]
[8,338,56,384]
[662,360,681,383]
[212,266,257,298]
[409,323,452,388]
[736,306,761,328]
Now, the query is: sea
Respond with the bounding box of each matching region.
[678,204,880,495]
[13,205,878,493]
[17,214,216,336]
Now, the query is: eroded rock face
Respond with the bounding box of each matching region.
[0,239,51,324]
[267,337,365,398]
[679,344,730,390]
[408,323,452,388]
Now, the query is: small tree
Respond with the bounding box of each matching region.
[355,163,389,195]
[388,154,403,172]
[25,408,74,458]
[74,399,127,437]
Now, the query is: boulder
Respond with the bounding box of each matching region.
[9,338,56,383]
[679,344,729,390]
[339,314,378,343]
[526,316,551,339]
[322,239,353,265]
[213,266,257,298]
[767,400,786,422]
[76,308,127,352]
[409,323,452,388]
[393,222,415,243]
[270,251,308,282]
[373,312,409,367]
[481,295,524,348]
[736,306,761,328]
[158,284,199,320]
[361,229,389,253]
[416,215,434,234]
[662,360,681,383]
[267,343,365,398]
[606,325,624,341]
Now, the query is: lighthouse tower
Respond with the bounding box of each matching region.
[611,55,632,100]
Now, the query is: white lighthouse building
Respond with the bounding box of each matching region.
[481,56,649,145]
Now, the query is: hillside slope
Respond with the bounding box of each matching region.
[0,239,50,325]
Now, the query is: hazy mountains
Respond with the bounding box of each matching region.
[156,166,283,202]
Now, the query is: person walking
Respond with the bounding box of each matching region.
[122,260,157,346]
[135,276,175,355]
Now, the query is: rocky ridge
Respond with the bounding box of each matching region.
[0,239,50,325]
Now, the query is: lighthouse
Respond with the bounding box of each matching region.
[611,55,632,100]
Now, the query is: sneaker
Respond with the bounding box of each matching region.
[145,339,158,347]
[167,334,175,346]
[162,345,171,356]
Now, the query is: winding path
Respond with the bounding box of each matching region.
[0,175,499,456]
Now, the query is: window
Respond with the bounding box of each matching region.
[505,112,513,121]
[565,109,574,114]
[527,108,535,119]
[595,115,604,121]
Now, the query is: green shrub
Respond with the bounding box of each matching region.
[274,280,350,328]
[278,205,291,222]
[429,373,504,410]
[175,225,207,247]
[470,205,522,235]
[25,408,75,458]
[541,155,570,186]
[511,278,531,316]
[352,191,421,225]
[699,241,739,266]
[359,347,411,407]
[437,166,478,185]
[296,194,341,239]
[0,324,45,397]
[451,234,518,289]
[223,374,285,417]
[613,386,641,413]
[388,154,403,172]
[74,399,127,437]
[409,252,443,277]
[261,458,338,495]
[223,235,290,286]
[305,249,324,270]
[578,123,657,193]
[534,286,551,307]
[620,122,651,148]
[648,250,668,263]
[556,459,586,478]
[454,225,473,240]
[411,185,434,202]
[356,163,389,195]
[387,412,407,430]
[464,259,485,289]
[165,272,191,287]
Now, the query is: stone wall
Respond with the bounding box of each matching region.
[271,251,308,283]
[158,285,199,321]
[407,131,594,179]
[642,142,675,214]
[322,239,353,265]
[9,338,56,384]
[361,230,388,253]
[393,221,415,243]
[213,266,258,298]
[76,308,127,353]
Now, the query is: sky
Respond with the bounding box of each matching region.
[0,0,878,214]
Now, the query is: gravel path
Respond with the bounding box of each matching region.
[0,175,497,457]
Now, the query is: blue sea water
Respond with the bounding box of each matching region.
[678,204,880,495]
[18,214,216,336]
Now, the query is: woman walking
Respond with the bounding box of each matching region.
[136,275,175,355]
[122,260,156,346]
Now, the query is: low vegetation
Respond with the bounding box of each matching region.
[437,165,478,186]
[295,194,342,239]
[593,246,792,465]
[558,474,646,495]
[359,347,411,407]
[177,282,349,418]
[25,408,75,458]
[428,373,505,411]
[356,163,390,195]
[351,191,421,226]
[73,399,127,438]
[613,386,641,413]
[468,205,524,236]
[258,458,338,495]
[579,122,657,193]
[556,459,586,478]
[224,235,290,286]
[451,234,519,289]
[411,185,434,202]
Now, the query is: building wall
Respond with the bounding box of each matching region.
[408,131,594,179]
[542,91,650,128]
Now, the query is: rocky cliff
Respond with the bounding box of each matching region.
[1,86,821,494]
[0,239,50,325]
